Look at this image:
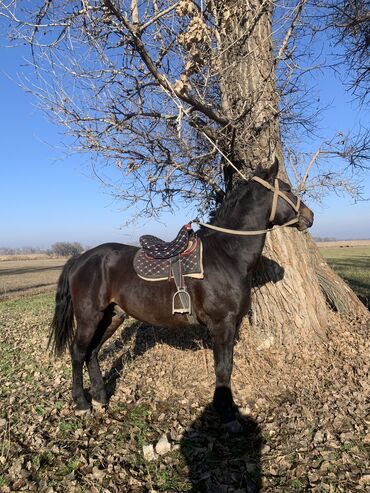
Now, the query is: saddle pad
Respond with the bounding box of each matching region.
[134,237,204,282]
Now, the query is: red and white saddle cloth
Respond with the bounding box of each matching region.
[133,236,204,282]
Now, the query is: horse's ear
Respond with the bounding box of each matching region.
[254,158,279,181]
[267,157,279,181]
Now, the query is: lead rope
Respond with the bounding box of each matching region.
[193,217,299,236]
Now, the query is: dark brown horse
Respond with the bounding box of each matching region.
[49,160,313,430]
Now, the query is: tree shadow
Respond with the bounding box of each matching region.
[180,405,263,493]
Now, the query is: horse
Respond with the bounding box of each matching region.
[49,159,314,431]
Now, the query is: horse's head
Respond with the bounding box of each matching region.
[252,159,314,232]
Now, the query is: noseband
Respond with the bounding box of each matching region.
[194,177,301,236]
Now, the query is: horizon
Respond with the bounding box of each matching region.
[2,235,370,252]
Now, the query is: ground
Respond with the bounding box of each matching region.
[0,245,369,492]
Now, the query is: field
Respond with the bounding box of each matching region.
[0,258,65,300]
[318,243,370,306]
[0,249,369,492]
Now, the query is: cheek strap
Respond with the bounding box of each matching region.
[269,179,279,222]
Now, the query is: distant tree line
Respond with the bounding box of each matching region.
[50,242,84,257]
[0,242,85,257]
[314,237,338,243]
[0,246,43,255]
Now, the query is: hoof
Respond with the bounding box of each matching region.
[75,407,91,417]
[92,399,108,413]
[222,419,242,434]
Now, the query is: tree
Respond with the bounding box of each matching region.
[1,0,368,344]
[51,242,84,257]
[318,0,370,102]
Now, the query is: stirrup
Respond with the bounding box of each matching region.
[172,288,192,314]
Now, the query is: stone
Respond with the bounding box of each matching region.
[359,475,370,486]
[155,435,171,456]
[313,430,325,444]
[363,433,370,445]
[143,444,156,462]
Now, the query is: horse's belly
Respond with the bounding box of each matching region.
[113,278,197,329]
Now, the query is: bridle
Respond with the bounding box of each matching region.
[194,176,301,236]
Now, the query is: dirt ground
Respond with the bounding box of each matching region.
[0,291,369,492]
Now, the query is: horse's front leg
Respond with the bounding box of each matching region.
[210,320,240,431]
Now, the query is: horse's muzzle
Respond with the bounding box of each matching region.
[297,204,314,231]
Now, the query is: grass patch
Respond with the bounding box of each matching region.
[0,475,8,487]
[57,457,80,476]
[155,464,192,492]
[321,246,370,305]
[0,291,54,316]
[59,418,83,438]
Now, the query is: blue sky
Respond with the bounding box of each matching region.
[0,40,369,249]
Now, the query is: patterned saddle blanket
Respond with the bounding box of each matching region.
[134,235,203,282]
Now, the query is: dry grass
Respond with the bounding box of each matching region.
[317,239,370,249]
[0,251,369,491]
[319,245,370,306]
[0,254,60,262]
[0,258,66,300]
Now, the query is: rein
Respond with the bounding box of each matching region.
[194,176,301,236]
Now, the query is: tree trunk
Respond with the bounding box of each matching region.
[216,0,368,344]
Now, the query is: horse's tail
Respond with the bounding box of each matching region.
[48,255,80,356]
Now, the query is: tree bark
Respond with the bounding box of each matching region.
[216,0,368,344]
[216,0,284,177]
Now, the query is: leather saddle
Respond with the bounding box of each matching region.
[135,223,202,322]
[139,223,192,259]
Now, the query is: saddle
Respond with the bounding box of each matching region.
[134,224,203,321]
[139,223,192,259]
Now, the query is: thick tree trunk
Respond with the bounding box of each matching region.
[216,0,368,344]
[251,229,328,345]
[251,229,368,345]
[216,0,284,176]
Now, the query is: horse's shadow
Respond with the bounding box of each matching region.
[181,405,263,492]
[102,255,284,399]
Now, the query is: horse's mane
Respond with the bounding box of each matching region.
[208,180,251,226]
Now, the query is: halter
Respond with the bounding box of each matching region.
[194,176,301,236]
[251,176,301,223]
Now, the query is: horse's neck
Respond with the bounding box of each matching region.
[212,200,271,277]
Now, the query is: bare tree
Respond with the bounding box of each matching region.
[316,0,370,102]
[1,0,368,344]
[51,242,84,257]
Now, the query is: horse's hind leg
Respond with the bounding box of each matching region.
[86,304,126,407]
[71,310,104,414]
